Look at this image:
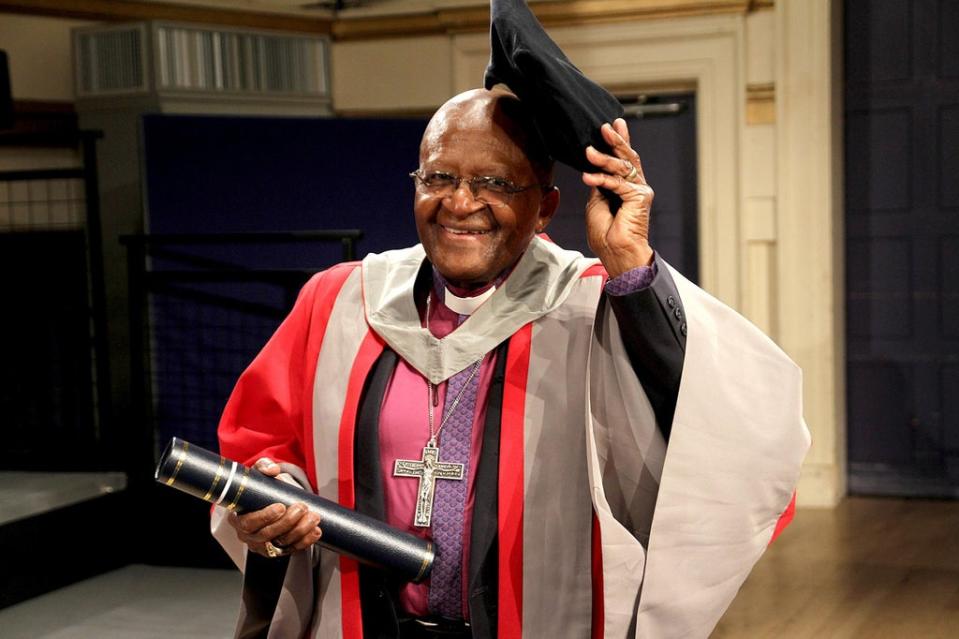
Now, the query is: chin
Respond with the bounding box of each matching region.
[428,248,495,286]
[432,259,497,287]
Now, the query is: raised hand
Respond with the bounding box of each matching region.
[582,118,655,278]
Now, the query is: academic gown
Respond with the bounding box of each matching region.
[213,237,810,639]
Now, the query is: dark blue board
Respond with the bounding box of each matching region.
[140,115,428,450]
[142,114,426,264]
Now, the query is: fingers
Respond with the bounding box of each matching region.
[230,502,323,556]
[583,119,652,203]
[584,187,614,254]
[581,169,654,206]
[589,121,646,184]
[230,502,285,537]
[582,119,656,274]
[603,120,636,160]
[585,145,636,183]
[244,503,308,542]
[254,457,282,477]
[275,509,322,551]
[612,118,631,145]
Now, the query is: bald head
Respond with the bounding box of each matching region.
[411,88,560,287]
[421,89,554,185]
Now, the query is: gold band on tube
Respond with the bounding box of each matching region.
[202,456,227,502]
[414,542,433,583]
[165,441,190,486]
[226,467,251,511]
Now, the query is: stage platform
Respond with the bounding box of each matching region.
[0,565,240,639]
[0,471,126,526]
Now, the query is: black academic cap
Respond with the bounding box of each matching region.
[484,0,624,174]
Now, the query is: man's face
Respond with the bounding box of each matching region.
[414,96,557,288]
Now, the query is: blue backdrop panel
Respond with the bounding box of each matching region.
[142,114,427,260]
[140,115,428,450]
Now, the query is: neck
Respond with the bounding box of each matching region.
[433,259,520,299]
[434,273,495,298]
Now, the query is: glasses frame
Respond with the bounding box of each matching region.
[409,170,552,206]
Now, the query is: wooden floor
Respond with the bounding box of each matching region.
[713,497,959,638]
[1,497,955,637]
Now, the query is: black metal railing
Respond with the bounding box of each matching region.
[0,132,110,470]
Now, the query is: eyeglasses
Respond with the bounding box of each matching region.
[409,170,550,206]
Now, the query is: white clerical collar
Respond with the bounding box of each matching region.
[444,285,496,316]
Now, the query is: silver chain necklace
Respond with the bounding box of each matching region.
[391,291,480,527]
[425,291,480,447]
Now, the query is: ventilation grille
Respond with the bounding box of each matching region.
[73,23,330,100]
[76,27,146,95]
[155,26,327,95]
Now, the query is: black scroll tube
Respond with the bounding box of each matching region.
[155,437,434,583]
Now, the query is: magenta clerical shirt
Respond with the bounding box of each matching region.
[377,273,498,618]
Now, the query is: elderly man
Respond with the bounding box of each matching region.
[212,83,808,639]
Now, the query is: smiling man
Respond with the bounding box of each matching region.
[210,2,809,638]
[412,92,561,288]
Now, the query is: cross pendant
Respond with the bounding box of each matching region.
[393,444,465,527]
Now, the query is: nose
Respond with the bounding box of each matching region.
[447,180,485,215]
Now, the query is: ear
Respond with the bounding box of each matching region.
[535,186,560,233]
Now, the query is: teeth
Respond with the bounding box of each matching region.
[446,227,488,235]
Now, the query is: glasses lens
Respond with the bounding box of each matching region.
[419,172,456,195]
[473,177,516,205]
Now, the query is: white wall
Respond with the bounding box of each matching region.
[333,36,453,112]
[0,14,90,101]
[0,14,92,170]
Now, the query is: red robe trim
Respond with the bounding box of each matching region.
[591,514,604,639]
[769,492,797,545]
[498,322,533,638]
[219,262,359,489]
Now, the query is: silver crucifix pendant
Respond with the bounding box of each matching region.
[393,444,465,527]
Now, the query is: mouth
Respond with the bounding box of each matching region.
[440,225,492,237]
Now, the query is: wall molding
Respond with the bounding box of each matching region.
[0,0,332,33]
[0,0,773,40]
[334,0,754,41]
[746,82,774,124]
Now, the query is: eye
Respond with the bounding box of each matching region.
[478,176,516,193]
[421,172,457,188]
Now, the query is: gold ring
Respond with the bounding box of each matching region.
[625,165,639,182]
[265,541,284,558]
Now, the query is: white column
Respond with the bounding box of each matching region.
[775,0,846,507]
